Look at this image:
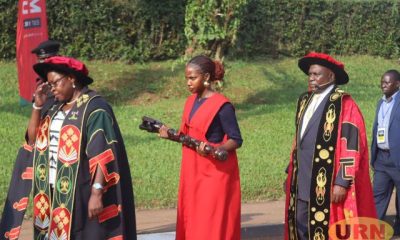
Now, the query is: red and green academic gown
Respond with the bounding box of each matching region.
[285,88,377,240]
[0,88,137,240]
[176,93,241,240]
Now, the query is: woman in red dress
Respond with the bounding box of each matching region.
[160,55,243,240]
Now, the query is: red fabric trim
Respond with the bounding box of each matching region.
[108,236,123,240]
[89,149,120,189]
[4,226,21,240]
[89,149,114,178]
[21,167,33,180]
[13,197,29,211]
[98,204,121,223]
[58,125,81,165]
[181,93,229,139]
[23,143,33,152]
[49,207,71,239]
[35,116,50,152]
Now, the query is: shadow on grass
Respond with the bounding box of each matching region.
[95,64,184,106]
[235,66,306,117]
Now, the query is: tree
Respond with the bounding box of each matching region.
[184,0,247,60]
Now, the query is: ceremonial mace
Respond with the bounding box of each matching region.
[139,116,228,161]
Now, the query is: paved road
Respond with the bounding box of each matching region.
[15,195,399,239]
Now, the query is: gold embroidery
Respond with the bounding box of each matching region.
[315,211,325,222]
[76,94,89,108]
[344,208,354,220]
[316,168,327,206]
[319,149,329,160]
[38,165,46,181]
[298,97,308,122]
[323,104,336,141]
[314,227,326,240]
[60,179,70,194]
[330,88,344,101]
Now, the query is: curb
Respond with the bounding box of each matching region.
[137,224,284,240]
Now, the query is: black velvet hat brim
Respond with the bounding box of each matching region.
[33,62,93,85]
[298,57,349,85]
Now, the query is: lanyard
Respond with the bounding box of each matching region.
[381,100,393,121]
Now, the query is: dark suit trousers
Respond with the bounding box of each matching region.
[373,149,400,233]
[296,199,309,240]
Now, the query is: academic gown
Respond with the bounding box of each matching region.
[0,89,137,240]
[175,93,241,240]
[284,88,376,240]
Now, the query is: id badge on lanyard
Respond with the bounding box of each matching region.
[377,127,386,144]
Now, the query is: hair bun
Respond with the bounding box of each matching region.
[214,61,225,81]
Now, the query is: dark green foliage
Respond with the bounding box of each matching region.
[0,0,399,61]
[0,1,17,59]
[46,0,186,61]
[1,0,186,61]
[234,0,400,58]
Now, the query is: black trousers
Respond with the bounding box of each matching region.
[296,199,309,240]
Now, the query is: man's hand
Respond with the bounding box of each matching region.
[331,185,347,204]
[88,189,103,220]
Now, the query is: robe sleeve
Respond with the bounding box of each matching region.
[337,97,368,186]
[85,109,120,189]
[331,95,376,220]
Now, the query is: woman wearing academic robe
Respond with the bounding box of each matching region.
[26,56,136,240]
[160,55,243,240]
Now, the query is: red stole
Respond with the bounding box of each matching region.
[176,93,241,240]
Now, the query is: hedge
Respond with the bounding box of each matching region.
[0,0,399,61]
[234,0,400,58]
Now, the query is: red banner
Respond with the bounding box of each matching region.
[16,0,48,103]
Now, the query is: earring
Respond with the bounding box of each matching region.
[204,81,210,87]
[72,83,76,89]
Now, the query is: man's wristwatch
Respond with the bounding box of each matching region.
[92,182,104,190]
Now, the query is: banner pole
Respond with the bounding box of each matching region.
[16,0,48,105]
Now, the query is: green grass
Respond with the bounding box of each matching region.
[0,56,398,212]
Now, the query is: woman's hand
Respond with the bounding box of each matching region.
[158,125,170,139]
[34,81,50,107]
[88,189,103,220]
[196,141,209,156]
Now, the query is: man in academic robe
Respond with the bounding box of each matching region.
[284,52,377,240]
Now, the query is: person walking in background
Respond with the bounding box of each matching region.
[284,52,376,240]
[27,56,136,239]
[371,70,400,235]
[31,40,61,63]
[159,55,242,240]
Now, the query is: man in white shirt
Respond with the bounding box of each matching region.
[371,70,400,235]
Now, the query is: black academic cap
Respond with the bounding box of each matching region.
[31,40,61,59]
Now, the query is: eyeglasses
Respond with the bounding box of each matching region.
[47,75,67,88]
